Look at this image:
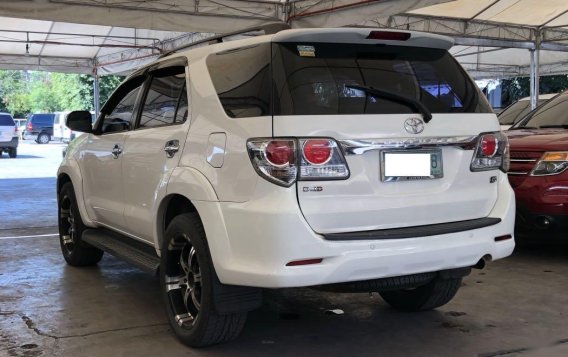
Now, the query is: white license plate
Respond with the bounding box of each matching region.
[381,150,443,181]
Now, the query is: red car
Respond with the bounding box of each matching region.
[506,92,568,239]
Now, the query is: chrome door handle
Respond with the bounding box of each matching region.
[164,140,180,158]
[111,144,123,159]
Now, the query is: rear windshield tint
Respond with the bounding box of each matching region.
[0,114,15,126]
[272,43,492,116]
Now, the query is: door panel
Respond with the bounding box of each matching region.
[121,63,188,241]
[122,126,187,241]
[81,133,128,230]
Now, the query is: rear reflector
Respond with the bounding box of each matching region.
[366,31,411,41]
[494,234,512,242]
[286,258,323,266]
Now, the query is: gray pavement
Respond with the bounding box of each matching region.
[0,141,64,230]
[0,233,567,357]
[1,140,568,356]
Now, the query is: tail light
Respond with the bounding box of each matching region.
[26,121,32,131]
[247,138,349,187]
[14,125,18,134]
[470,132,509,173]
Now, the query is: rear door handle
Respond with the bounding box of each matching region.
[111,144,123,159]
[164,140,180,158]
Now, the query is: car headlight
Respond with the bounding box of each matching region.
[530,152,568,176]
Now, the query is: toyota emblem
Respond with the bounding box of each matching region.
[404,117,425,134]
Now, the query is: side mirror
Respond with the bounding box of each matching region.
[66,111,93,133]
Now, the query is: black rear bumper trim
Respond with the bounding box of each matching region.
[323,217,502,241]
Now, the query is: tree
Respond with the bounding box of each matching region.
[0,70,30,117]
[0,69,124,116]
[501,75,568,106]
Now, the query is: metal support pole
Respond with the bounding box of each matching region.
[529,49,536,109]
[93,67,100,117]
[534,44,540,110]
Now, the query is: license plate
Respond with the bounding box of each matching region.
[381,150,443,181]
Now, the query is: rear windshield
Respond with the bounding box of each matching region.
[0,114,15,126]
[271,43,492,116]
[518,92,568,128]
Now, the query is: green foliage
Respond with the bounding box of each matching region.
[0,69,123,116]
[0,70,29,117]
[501,75,568,106]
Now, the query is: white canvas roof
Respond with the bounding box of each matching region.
[0,0,448,74]
[373,0,568,78]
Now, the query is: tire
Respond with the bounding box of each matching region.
[160,213,247,347]
[37,133,50,144]
[9,148,17,158]
[379,275,462,312]
[58,182,104,266]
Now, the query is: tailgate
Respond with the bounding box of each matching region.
[275,114,501,234]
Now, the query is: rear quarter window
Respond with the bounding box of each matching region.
[0,114,15,126]
[206,43,271,118]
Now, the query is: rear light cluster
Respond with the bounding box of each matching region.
[530,152,568,176]
[470,132,509,173]
[247,138,349,187]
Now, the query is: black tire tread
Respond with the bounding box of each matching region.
[379,275,462,312]
[320,272,436,293]
[162,213,247,347]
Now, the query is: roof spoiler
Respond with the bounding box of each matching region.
[159,22,290,59]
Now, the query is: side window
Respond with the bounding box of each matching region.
[206,43,271,118]
[138,66,186,128]
[100,76,145,134]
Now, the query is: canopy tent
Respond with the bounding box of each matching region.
[0,0,448,74]
[370,0,568,107]
[2,0,568,108]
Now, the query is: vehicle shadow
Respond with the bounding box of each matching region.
[0,154,42,159]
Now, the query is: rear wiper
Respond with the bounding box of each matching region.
[539,125,568,129]
[345,84,433,123]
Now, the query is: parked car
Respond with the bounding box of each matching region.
[13,118,27,140]
[507,91,568,238]
[0,112,18,158]
[23,113,55,144]
[498,94,557,130]
[57,26,515,347]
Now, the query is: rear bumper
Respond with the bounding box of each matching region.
[23,132,37,141]
[0,137,18,149]
[199,174,515,289]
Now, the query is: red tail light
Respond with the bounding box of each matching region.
[303,139,332,165]
[480,134,498,157]
[471,132,509,172]
[265,140,294,167]
[367,31,411,41]
[26,122,32,130]
[247,137,349,187]
[14,126,18,134]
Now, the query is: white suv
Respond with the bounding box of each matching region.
[0,112,18,158]
[57,25,515,347]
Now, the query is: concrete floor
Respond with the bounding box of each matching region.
[1,142,567,357]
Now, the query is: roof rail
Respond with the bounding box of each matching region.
[159,22,290,59]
